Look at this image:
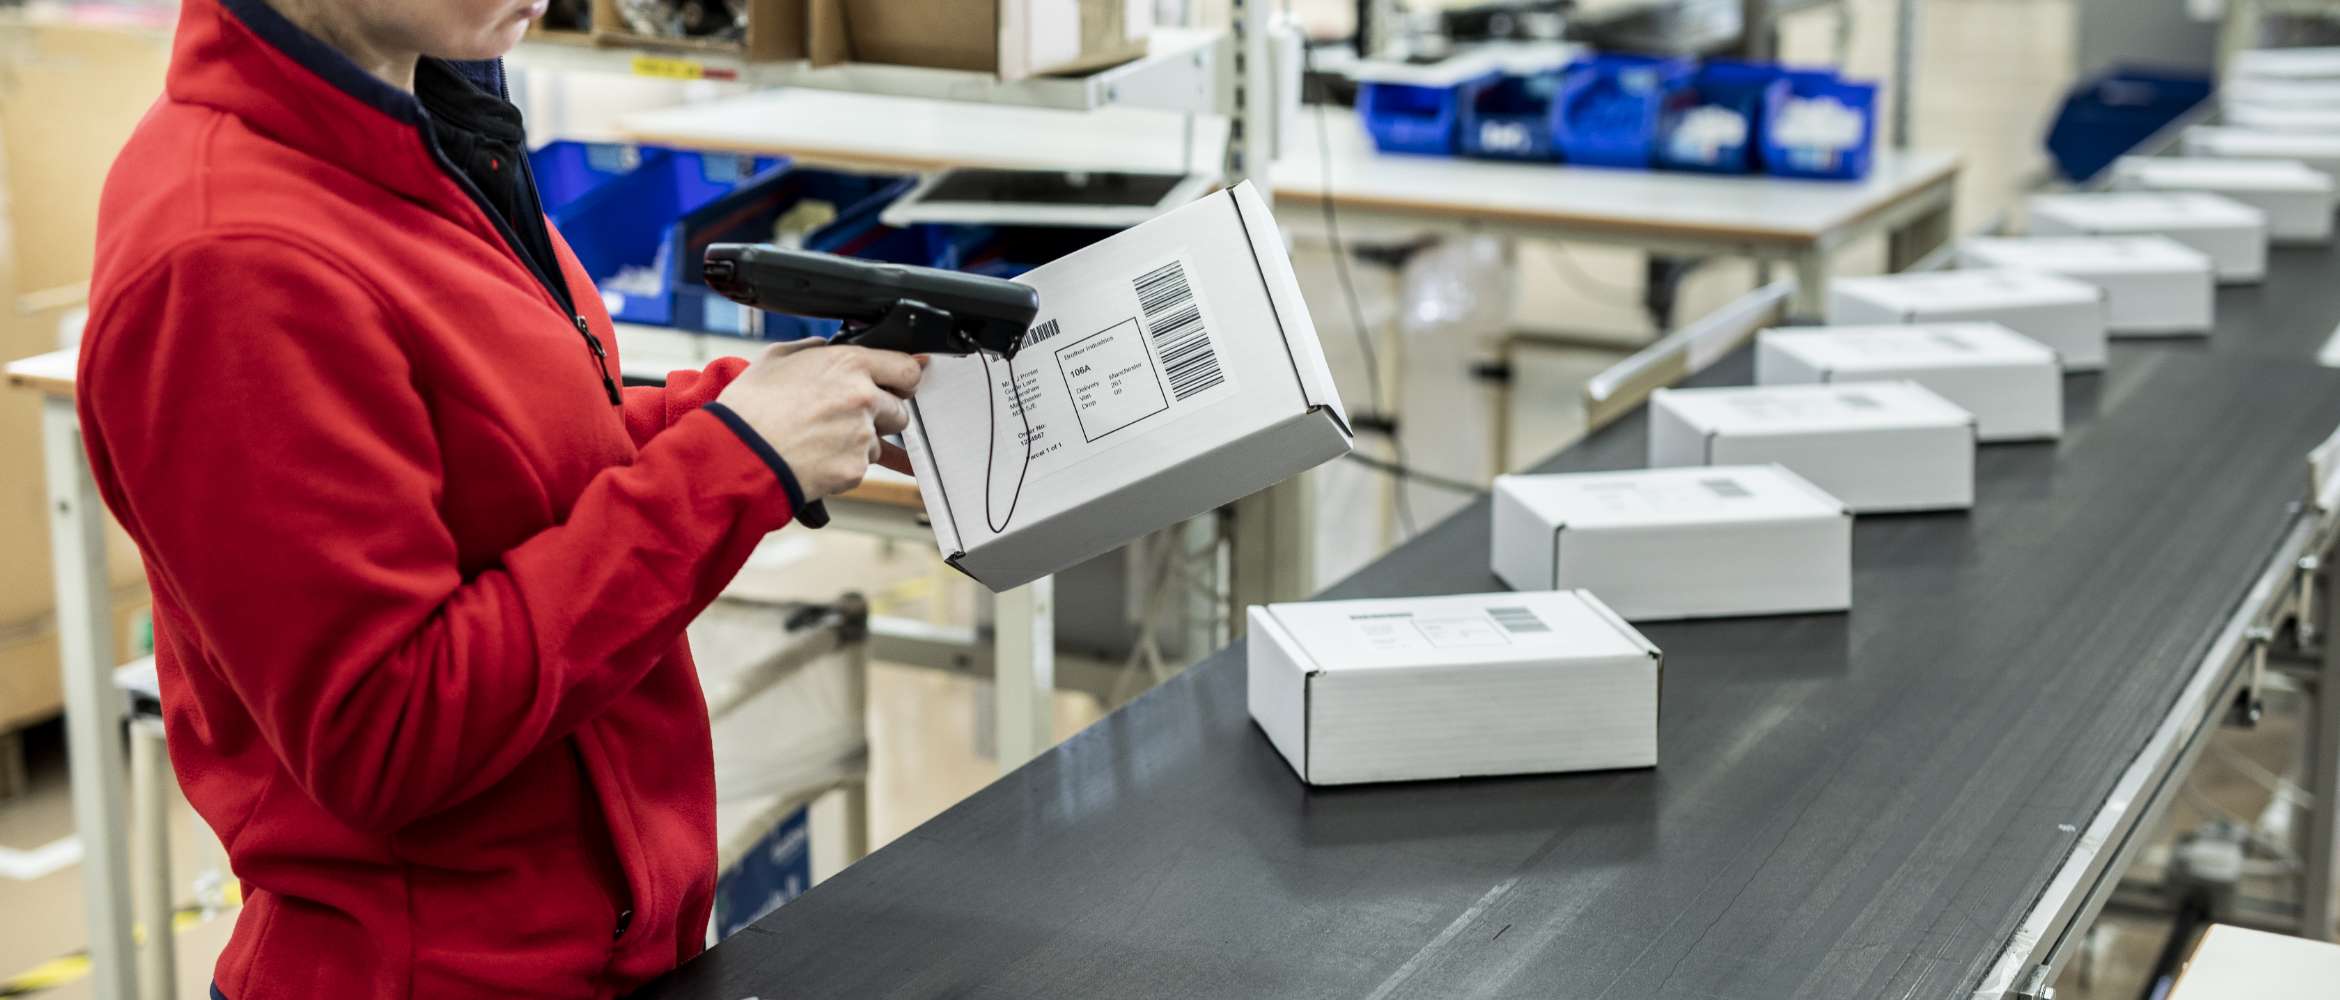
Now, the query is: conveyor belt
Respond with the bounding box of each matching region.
[637,250,2340,1000]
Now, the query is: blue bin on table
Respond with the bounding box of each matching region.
[1458,71,1565,161]
[551,148,787,327]
[1655,60,1789,174]
[2044,66,2214,184]
[954,226,1115,280]
[1554,55,1692,169]
[1359,72,1496,156]
[528,141,648,216]
[1762,72,1879,180]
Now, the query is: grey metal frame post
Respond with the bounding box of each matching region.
[1894,0,1919,149]
[2308,545,2340,941]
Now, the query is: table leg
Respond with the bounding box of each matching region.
[1887,194,1956,274]
[41,396,136,1000]
[130,718,175,1000]
[2306,554,2340,941]
[992,576,1054,773]
[1790,252,1830,323]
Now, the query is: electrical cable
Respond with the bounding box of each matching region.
[1306,41,1419,537]
[980,347,1034,534]
[1340,452,1481,496]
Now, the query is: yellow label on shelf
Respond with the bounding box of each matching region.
[631,54,707,80]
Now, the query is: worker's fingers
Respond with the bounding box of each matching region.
[877,441,916,478]
[758,338,824,361]
[872,393,913,437]
[835,347,925,396]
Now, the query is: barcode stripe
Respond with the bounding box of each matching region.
[1487,607,1550,634]
[1024,318,1063,347]
[1133,261,1225,401]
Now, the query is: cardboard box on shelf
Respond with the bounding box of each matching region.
[2108,156,2336,245]
[2025,191,2269,284]
[1755,323,2063,442]
[591,0,807,60]
[1827,268,2109,372]
[1247,591,1660,786]
[901,183,1352,591]
[0,595,151,735]
[808,0,1153,80]
[1491,465,1851,621]
[1649,382,1977,513]
[1956,235,2214,336]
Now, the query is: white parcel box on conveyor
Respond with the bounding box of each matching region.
[2107,156,2336,244]
[1826,268,2109,371]
[902,182,1353,591]
[1649,381,1976,513]
[1247,591,1660,785]
[2024,191,2268,283]
[1490,465,1851,621]
[1755,323,2062,442]
[2183,126,2340,183]
[1955,235,2214,336]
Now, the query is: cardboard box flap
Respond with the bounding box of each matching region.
[1229,183,1351,432]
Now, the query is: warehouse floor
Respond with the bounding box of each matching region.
[3,0,2310,997]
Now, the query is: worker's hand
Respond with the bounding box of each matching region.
[716,340,925,503]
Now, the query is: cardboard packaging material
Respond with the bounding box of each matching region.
[1247,591,1660,785]
[1755,323,2062,442]
[1955,235,2214,336]
[902,183,1352,591]
[1826,269,2109,372]
[591,0,807,59]
[2184,126,2340,183]
[2025,191,2269,284]
[809,0,1153,81]
[2108,156,2336,245]
[1649,382,1976,513]
[1490,465,1851,621]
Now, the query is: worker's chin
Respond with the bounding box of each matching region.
[435,19,533,61]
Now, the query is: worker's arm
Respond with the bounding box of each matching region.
[619,357,750,446]
[80,234,801,834]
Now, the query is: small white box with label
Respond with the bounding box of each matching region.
[1490,465,1851,621]
[1649,381,1976,513]
[2108,156,2335,244]
[2025,191,2268,283]
[1826,269,2109,371]
[903,183,1353,590]
[1955,235,2214,336]
[2183,126,2340,184]
[1247,591,1660,785]
[1755,323,2062,441]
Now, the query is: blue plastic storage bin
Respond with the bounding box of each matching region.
[1458,71,1565,161]
[668,168,950,339]
[1762,72,1879,180]
[1655,60,1788,174]
[2044,67,2214,184]
[1359,72,1496,156]
[1553,55,1692,169]
[528,141,647,216]
[551,148,787,327]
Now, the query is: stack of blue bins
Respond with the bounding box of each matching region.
[1763,70,1880,180]
[535,144,787,327]
[1360,68,1501,155]
[1655,60,1789,174]
[668,168,922,339]
[1458,69,1566,161]
[1554,55,1693,168]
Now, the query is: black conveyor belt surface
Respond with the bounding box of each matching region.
[638,246,2340,1000]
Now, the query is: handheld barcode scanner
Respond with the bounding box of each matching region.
[700,243,1042,527]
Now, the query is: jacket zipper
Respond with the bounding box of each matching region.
[411,100,622,406]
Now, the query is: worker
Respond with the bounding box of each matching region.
[75,0,921,996]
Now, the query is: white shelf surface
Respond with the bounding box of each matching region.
[511,27,1228,115]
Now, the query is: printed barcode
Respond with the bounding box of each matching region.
[1024,318,1063,348]
[1487,606,1550,634]
[1132,260,1225,401]
[1838,391,1882,410]
[1701,477,1751,499]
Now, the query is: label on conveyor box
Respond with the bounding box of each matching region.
[1348,605,1554,652]
[1574,475,1757,516]
[978,252,1240,488]
[1724,389,1891,423]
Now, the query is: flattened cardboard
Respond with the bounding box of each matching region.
[1491,465,1852,621]
[809,0,1151,80]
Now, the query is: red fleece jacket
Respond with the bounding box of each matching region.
[77,1,797,995]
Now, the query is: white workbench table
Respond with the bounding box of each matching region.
[613,88,1961,317]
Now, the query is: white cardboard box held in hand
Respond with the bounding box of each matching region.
[1247,591,1660,785]
[2108,156,2336,245]
[1490,465,1851,621]
[2025,191,2268,284]
[1826,269,2109,371]
[902,182,1353,590]
[1955,235,2214,336]
[1649,381,1976,513]
[1755,323,2062,441]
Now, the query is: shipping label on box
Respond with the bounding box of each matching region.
[2025,191,2269,283]
[2110,156,2336,245]
[1756,323,2062,441]
[1648,381,1976,513]
[1827,268,2109,371]
[903,183,1351,591]
[1491,465,1851,621]
[1248,591,1660,785]
[1956,235,2213,336]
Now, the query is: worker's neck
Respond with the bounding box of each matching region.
[270,0,421,92]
